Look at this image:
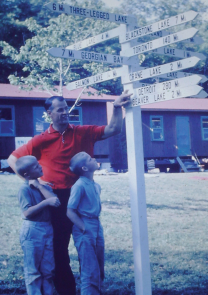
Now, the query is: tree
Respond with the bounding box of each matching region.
[0,0,52,83]
[0,0,124,96]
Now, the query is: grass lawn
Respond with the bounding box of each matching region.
[1,172,208,294]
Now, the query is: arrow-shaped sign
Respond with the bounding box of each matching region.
[66,27,120,50]
[157,72,208,83]
[134,75,202,96]
[152,46,206,60]
[45,2,136,25]
[47,47,131,65]
[66,67,124,91]
[121,28,198,57]
[150,30,204,45]
[120,10,198,43]
[132,85,203,107]
[192,90,208,98]
[122,56,200,84]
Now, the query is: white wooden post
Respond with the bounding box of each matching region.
[120,23,152,294]
[125,104,152,295]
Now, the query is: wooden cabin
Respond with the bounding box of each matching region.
[107,98,208,172]
[0,84,116,165]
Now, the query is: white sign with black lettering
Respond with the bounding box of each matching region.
[66,27,120,50]
[66,67,124,91]
[45,2,136,24]
[132,85,202,107]
[158,72,208,83]
[121,28,198,57]
[120,10,197,42]
[152,46,205,60]
[122,56,200,84]
[47,47,131,65]
[134,75,201,96]
[150,30,204,45]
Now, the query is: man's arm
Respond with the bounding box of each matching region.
[23,197,60,219]
[102,90,132,139]
[67,208,85,232]
[7,154,25,180]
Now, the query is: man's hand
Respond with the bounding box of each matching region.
[29,179,40,189]
[45,197,61,207]
[113,89,132,108]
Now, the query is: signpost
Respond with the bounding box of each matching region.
[120,10,198,42]
[122,56,200,84]
[66,67,124,90]
[157,72,208,83]
[152,46,206,60]
[150,30,204,45]
[66,26,120,50]
[45,3,207,294]
[45,2,136,24]
[132,85,202,107]
[121,28,198,57]
[47,47,131,65]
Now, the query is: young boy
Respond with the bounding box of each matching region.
[67,152,104,295]
[15,155,61,295]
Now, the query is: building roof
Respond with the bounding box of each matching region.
[141,98,208,112]
[0,83,116,102]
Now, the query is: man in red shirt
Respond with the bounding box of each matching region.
[8,90,131,295]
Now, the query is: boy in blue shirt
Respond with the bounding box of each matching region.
[15,156,61,295]
[67,152,104,295]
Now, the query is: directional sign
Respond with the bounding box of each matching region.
[150,30,204,45]
[132,85,203,107]
[45,2,136,25]
[134,75,202,96]
[157,72,208,83]
[66,67,124,91]
[120,10,198,42]
[122,56,200,84]
[47,47,131,65]
[66,27,120,50]
[192,90,208,98]
[152,46,206,60]
[121,28,198,57]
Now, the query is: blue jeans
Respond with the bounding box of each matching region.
[20,220,55,295]
[73,217,105,295]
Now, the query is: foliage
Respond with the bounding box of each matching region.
[0,0,208,95]
[0,0,119,95]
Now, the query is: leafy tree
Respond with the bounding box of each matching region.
[0,0,52,83]
[0,0,122,95]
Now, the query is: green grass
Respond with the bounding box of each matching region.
[1,173,208,294]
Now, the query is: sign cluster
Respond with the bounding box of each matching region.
[46,3,206,104]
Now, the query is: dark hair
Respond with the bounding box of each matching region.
[44,96,65,111]
[69,152,88,176]
[15,156,37,177]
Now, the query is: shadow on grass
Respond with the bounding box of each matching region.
[1,250,208,295]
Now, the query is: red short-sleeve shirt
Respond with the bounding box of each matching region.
[12,124,105,189]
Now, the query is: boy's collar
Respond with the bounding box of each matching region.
[80,176,94,184]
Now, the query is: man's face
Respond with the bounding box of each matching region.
[27,159,43,179]
[47,99,69,126]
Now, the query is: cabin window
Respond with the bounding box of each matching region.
[0,106,15,136]
[201,116,208,140]
[150,116,164,141]
[33,106,82,135]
